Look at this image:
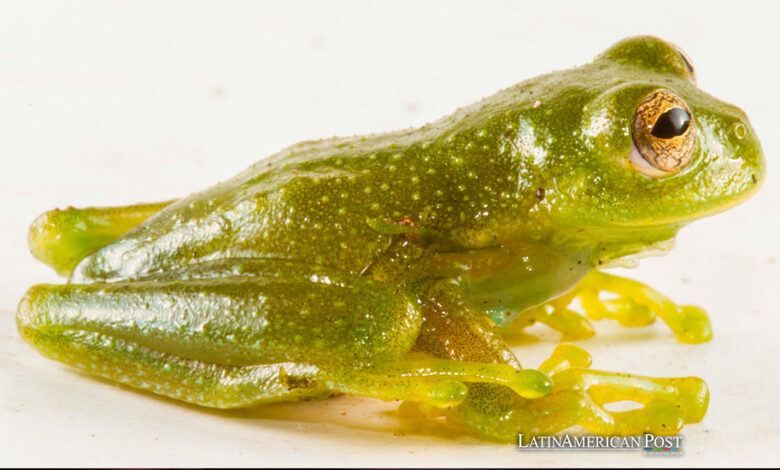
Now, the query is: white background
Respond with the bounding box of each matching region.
[1,1,778,467]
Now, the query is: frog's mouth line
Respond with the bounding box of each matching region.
[611,179,764,229]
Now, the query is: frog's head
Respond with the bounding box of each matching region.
[535,36,765,264]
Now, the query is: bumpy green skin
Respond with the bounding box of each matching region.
[18,36,765,442]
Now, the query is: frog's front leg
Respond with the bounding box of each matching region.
[16,260,550,410]
[509,271,712,344]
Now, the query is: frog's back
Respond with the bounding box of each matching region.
[69,128,425,282]
[70,87,541,284]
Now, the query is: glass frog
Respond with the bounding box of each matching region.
[17,36,765,442]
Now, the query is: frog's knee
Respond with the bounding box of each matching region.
[16,283,88,349]
[16,284,57,342]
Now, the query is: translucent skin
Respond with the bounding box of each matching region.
[18,36,764,442]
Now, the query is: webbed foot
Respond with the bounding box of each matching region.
[443,344,708,442]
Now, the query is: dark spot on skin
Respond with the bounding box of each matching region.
[284,376,317,390]
[535,188,545,201]
[752,174,758,184]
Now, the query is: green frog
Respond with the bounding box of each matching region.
[17,36,765,442]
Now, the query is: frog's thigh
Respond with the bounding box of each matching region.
[29,200,176,277]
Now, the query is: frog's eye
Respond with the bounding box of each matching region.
[630,90,697,178]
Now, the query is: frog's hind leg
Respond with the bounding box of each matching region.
[503,270,712,344]
[29,200,176,277]
[16,266,551,409]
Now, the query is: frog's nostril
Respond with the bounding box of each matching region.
[733,122,747,140]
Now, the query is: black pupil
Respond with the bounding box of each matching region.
[651,107,691,139]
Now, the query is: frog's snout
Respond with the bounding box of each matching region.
[696,104,766,208]
[730,114,766,192]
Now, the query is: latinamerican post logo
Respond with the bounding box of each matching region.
[517,434,683,456]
